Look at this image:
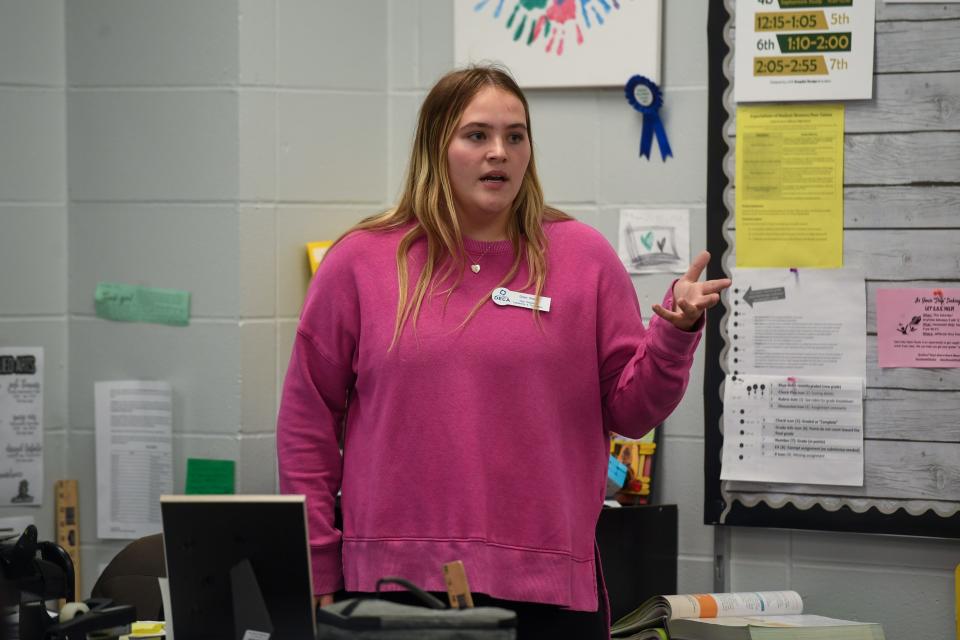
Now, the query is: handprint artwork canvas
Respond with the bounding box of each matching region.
[455,0,662,88]
[618,208,689,275]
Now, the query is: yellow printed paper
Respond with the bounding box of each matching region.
[735,103,844,268]
[306,241,333,275]
[128,621,165,637]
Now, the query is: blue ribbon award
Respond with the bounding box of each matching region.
[624,75,672,161]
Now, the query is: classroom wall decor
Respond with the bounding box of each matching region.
[453,0,662,88]
[703,0,960,539]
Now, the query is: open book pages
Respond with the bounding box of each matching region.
[669,614,885,640]
[617,630,668,640]
[612,591,803,637]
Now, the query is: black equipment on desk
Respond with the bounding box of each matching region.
[19,598,136,640]
[0,525,136,640]
[0,525,74,604]
[161,495,316,640]
[316,577,517,639]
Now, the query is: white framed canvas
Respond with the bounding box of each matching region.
[618,208,689,275]
[455,0,662,88]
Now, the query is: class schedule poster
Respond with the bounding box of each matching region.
[876,288,960,368]
[735,0,875,102]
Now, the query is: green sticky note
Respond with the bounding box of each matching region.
[94,282,191,326]
[185,458,235,495]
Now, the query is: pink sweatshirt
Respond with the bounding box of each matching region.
[277,219,701,611]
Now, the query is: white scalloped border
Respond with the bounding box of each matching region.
[720,491,960,520]
[714,0,959,525]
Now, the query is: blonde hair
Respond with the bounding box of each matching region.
[336,65,569,347]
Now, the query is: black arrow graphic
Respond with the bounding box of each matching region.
[743,286,785,307]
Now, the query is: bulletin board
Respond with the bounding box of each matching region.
[703,0,960,538]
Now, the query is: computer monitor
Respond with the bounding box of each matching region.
[160,495,315,640]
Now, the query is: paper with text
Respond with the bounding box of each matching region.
[735,0,876,102]
[877,287,960,368]
[735,104,844,268]
[96,381,173,539]
[722,374,864,485]
[729,268,865,379]
[0,347,43,506]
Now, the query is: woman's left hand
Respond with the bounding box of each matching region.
[652,250,732,331]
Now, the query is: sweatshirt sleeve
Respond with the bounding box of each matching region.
[276,238,360,596]
[595,244,703,439]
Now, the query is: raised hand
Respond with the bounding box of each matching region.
[652,250,732,331]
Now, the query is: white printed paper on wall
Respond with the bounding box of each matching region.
[95,381,173,539]
[618,209,690,275]
[0,348,44,506]
[721,374,864,485]
[728,269,866,379]
[734,0,876,102]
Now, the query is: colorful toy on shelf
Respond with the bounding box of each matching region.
[609,429,658,506]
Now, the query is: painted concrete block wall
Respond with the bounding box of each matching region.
[64,0,258,596]
[0,0,68,544]
[6,0,714,602]
[5,2,955,635]
[270,0,392,414]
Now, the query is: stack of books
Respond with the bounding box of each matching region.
[611,590,885,639]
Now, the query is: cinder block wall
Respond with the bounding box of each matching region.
[0,0,68,543]
[64,0,245,590]
[3,2,958,637]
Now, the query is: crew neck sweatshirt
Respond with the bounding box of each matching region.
[277,218,701,612]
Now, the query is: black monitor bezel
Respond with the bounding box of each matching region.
[160,495,315,640]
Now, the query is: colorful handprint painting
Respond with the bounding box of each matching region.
[455,0,661,88]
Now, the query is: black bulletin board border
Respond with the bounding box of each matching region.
[702,0,960,540]
[703,0,732,529]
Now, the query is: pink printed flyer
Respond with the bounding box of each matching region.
[876,288,960,368]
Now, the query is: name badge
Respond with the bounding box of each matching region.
[491,288,551,312]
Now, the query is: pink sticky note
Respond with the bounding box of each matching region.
[876,288,960,368]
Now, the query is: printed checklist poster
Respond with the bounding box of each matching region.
[728,268,866,378]
[721,375,864,486]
